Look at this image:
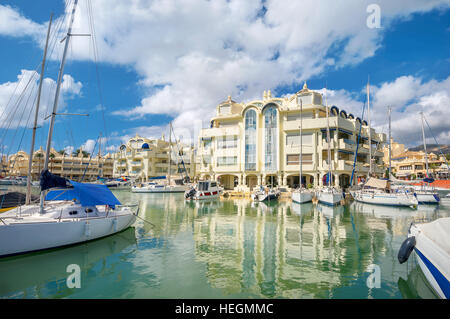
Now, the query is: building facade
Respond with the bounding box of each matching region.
[197,83,386,190]
[113,134,197,181]
[7,147,114,181]
[391,150,447,179]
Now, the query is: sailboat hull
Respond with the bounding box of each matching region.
[317,192,343,206]
[291,191,313,204]
[416,192,440,204]
[131,185,187,193]
[0,213,136,257]
[353,191,418,208]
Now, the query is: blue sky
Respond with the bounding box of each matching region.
[0,0,449,156]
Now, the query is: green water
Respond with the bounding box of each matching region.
[1,191,449,299]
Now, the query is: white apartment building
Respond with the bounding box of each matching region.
[197,83,386,190]
[113,134,197,181]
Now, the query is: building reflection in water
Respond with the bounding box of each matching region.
[188,198,440,298]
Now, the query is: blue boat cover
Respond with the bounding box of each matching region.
[423,178,434,183]
[45,181,121,208]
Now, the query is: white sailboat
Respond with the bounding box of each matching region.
[317,86,343,206]
[291,97,313,204]
[352,91,418,208]
[0,0,137,258]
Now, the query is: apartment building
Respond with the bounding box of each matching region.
[391,150,447,179]
[197,83,386,190]
[113,134,197,181]
[7,146,114,181]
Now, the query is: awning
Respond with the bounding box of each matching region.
[46,181,121,208]
[320,128,353,135]
[364,177,389,189]
[338,149,353,154]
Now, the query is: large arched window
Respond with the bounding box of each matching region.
[264,105,278,171]
[244,109,257,171]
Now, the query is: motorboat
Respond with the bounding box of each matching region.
[317,186,343,206]
[0,172,137,257]
[105,179,132,189]
[251,186,280,202]
[132,178,187,193]
[184,181,220,200]
[352,177,418,208]
[398,218,450,299]
[0,176,27,186]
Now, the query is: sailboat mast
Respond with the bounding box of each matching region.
[367,79,372,176]
[325,88,332,187]
[40,0,79,213]
[168,122,172,186]
[26,13,53,205]
[299,98,303,189]
[420,112,429,177]
[388,106,392,177]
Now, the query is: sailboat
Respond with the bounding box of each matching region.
[291,98,313,204]
[390,113,440,204]
[353,104,418,208]
[0,0,137,257]
[317,86,343,206]
[132,122,188,193]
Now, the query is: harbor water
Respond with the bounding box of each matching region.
[1,190,449,299]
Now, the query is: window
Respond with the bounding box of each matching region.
[264,106,277,171]
[220,105,231,115]
[203,139,211,149]
[217,136,238,149]
[286,133,313,146]
[298,94,312,106]
[286,154,312,165]
[217,156,237,166]
[69,210,78,215]
[245,110,257,170]
[85,208,94,213]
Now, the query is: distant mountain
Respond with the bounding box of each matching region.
[408,144,450,154]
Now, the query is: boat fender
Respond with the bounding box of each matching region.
[398,236,416,264]
[85,221,91,238]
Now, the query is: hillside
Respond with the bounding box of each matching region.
[408,144,450,154]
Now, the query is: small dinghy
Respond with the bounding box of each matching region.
[398,218,450,299]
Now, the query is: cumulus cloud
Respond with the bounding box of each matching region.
[0,69,83,130]
[316,76,450,147]
[0,4,46,39]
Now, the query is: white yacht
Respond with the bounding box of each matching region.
[317,186,344,206]
[398,218,450,299]
[353,177,418,208]
[184,181,220,200]
[132,180,187,193]
[0,178,137,257]
[251,186,280,202]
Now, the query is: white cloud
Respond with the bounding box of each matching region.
[315,75,450,147]
[0,69,83,130]
[0,5,46,39]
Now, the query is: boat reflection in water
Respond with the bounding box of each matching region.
[0,227,137,298]
[398,266,439,299]
[290,201,314,216]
